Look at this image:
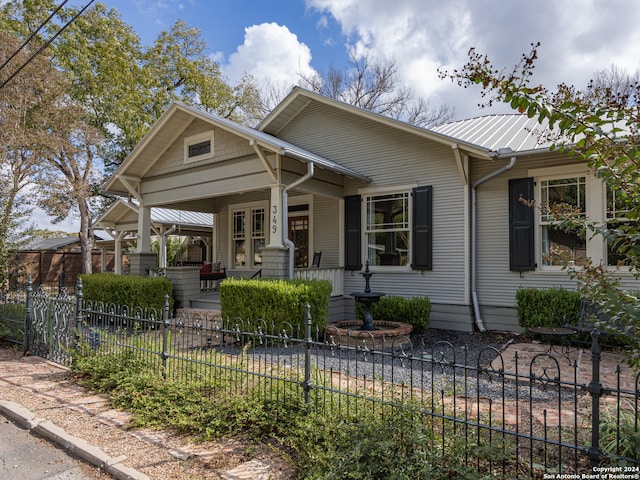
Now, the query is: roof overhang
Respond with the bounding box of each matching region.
[103,101,371,198]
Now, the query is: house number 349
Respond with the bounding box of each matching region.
[272,205,278,233]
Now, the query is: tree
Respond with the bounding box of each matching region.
[440,43,640,366]
[0,1,263,275]
[0,31,78,288]
[300,49,454,128]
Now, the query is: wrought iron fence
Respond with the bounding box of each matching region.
[14,280,640,477]
[0,289,26,346]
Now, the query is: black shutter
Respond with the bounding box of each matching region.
[344,195,362,271]
[412,186,432,270]
[509,177,536,271]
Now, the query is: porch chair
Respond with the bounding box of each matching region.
[312,251,322,268]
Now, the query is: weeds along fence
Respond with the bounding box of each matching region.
[0,289,27,346]
[11,280,640,477]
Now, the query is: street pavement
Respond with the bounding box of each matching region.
[0,415,102,480]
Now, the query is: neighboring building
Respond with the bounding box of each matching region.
[18,236,112,289]
[101,87,639,332]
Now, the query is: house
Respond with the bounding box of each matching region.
[102,87,639,332]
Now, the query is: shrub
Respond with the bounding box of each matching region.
[220,278,332,331]
[79,273,173,315]
[515,287,581,330]
[356,295,431,333]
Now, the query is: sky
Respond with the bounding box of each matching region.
[29,0,640,232]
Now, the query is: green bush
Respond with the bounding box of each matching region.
[79,273,173,315]
[0,303,26,342]
[220,278,332,331]
[515,287,581,330]
[356,295,431,333]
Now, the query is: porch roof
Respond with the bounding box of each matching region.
[93,199,213,236]
[103,101,371,197]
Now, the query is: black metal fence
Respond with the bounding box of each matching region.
[8,279,640,477]
[0,289,26,345]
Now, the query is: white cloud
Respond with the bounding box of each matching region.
[28,207,79,234]
[307,0,640,120]
[223,23,319,92]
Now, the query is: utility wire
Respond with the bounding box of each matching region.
[0,0,96,91]
[0,0,69,73]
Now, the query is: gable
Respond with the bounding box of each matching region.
[272,101,461,188]
[150,118,255,179]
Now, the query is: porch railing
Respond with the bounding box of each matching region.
[294,267,343,296]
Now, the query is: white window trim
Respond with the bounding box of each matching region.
[228,200,269,270]
[359,186,414,272]
[528,165,606,271]
[184,131,215,164]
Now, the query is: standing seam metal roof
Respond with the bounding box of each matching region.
[432,114,553,153]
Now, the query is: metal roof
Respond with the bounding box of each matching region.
[93,199,213,232]
[432,114,553,153]
[21,235,105,251]
[150,206,212,227]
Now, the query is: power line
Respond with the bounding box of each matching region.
[0,0,70,73]
[0,0,96,91]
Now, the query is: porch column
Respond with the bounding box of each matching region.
[136,205,152,253]
[100,246,107,272]
[267,184,285,248]
[263,183,288,278]
[130,204,157,275]
[202,236,211,262]
[114,231,125,274]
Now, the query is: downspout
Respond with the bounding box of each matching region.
[283,161,315,279]
[471,153,516,331]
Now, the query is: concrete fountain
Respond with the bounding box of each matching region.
[324,260,412,350]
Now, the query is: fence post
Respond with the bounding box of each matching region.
[23,276,33,355]
[75,277,83,347]
[587,329,606,467]
[302,303,312,405]
[161,294,170,379]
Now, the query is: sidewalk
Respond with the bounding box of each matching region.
[0,347,294,480]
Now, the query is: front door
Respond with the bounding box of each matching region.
[288,216,309,268]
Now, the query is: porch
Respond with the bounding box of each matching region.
[185,267,350,322]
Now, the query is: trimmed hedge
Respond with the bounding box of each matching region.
[515,287,581,330]
[219,278,332,331]
[78,273,173,315]
[356,295,431,334]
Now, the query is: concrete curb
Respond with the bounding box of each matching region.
[0,400,150,480]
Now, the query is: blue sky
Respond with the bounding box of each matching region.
[61,0,640,121]
[32,0,640,232]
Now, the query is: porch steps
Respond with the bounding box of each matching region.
[189,292,221,311]
[176,307,221,317]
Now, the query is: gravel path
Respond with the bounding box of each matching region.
[216,328,581,403]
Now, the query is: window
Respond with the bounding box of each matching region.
[515,165,635,271]
[365,192,409,266]
[345,186,431,270]
[188,141,210,158]
[539,176,587,266]
[252,207,265,266]
[606,186,634,266]
[184,131,214,163]
[230,202,267,269]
